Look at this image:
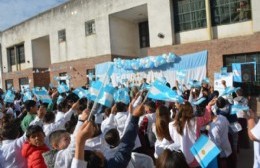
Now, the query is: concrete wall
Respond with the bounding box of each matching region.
[213,21,253,39]
[148,0,174,47]
[32,36,51,68]
[176,28,209,44]
[252,0,260,33]
[109,16,139,57]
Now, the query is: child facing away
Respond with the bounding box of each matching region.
[42,130,71,168]
[21,125,49,168]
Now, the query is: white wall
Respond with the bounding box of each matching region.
[110,16,139,56]
[176,28,209,44]
[148,0,174,47]
[251,0,260,33]
[32,36,51,68]
[213,21,253,39]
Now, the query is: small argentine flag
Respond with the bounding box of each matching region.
[190,134,220,168]
[73,87,90,99]
[23,91,33,102]
[114,88,130,105]
[4,90,15,103]
[147,80,177,102]
[33,90,52,104]
[89,80,102,101]
[231,104,249,115]
[57,83,69,94]
[97,85,115,107]
[220,87,240,96]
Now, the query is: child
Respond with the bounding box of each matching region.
[21,125,49,168]
[0,119,27,168]
[43,130,71,168]
[21,100,38,132]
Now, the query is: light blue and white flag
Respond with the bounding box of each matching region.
[89,80,103,101]
[4,90,15,103]
[190,134,221,168]
[33,90,52,104]
[96,84,115,107]
[57,95,64,105]
[114,88,130,105]
[231,104,249,115]
[220,86,240,96]
[147,80,177,102]
[73,87,90,99]
[193,97,207,106]
[23,91,33,102]
[57,83,69,94]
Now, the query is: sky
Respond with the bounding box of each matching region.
[0,0,68,31]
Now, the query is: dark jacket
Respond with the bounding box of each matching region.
[105,116,139,168]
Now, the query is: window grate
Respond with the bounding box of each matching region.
[211,0,251,26]
[58,29,66,42]
[85,20,96,36]
[173,0,207,32]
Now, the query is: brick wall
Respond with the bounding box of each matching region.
[147,32,260,84]
[49,55,112,88]
[2,68,50,90]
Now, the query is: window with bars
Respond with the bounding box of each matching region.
[58,29,66,42]
[19,77,29,86]
[139,21,150,48]
[223,52,260,96]
[211,0,251,26]
[17,44,25,63]
[173,0,206,32]
[85,20,96,36]
[7,47,15,66]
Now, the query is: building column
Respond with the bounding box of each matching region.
[205,0,213,40]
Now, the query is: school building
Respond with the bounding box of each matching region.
[0,0,259,99]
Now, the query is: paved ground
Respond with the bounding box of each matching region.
[237,142,254,168]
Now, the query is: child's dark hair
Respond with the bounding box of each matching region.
[43,111,55,123]
[24,100,36,112]
[115,102,127,112]
[144,100,156,112]
[0,119,20,140]
[84,150,105,168]
[26,125,44,138]
[40,102,49,109]
[216,96,227,109]
[156,149,189,168]
[104,128,120,148]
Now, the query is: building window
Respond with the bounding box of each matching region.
[139,21,150,48]
[211,0,251,26]
[5,79,13,90]
[58,29,66,42]
[223,52,260,96]
[85,20,96,36]
[59,72,67,85]
[7,47,15,66]
[19,77,29,91]
[173,0,206,32]
[17,44,25,63]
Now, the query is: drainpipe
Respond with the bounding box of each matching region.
[205,0,213,40]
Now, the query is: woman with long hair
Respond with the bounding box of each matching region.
[153,105,173,159]
[168,100,215,167]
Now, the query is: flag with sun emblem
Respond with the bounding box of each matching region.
[190,134,220,168]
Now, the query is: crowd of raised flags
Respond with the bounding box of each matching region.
[0,67,256,168]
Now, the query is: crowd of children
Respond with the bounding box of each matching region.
[0,77,259,168]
